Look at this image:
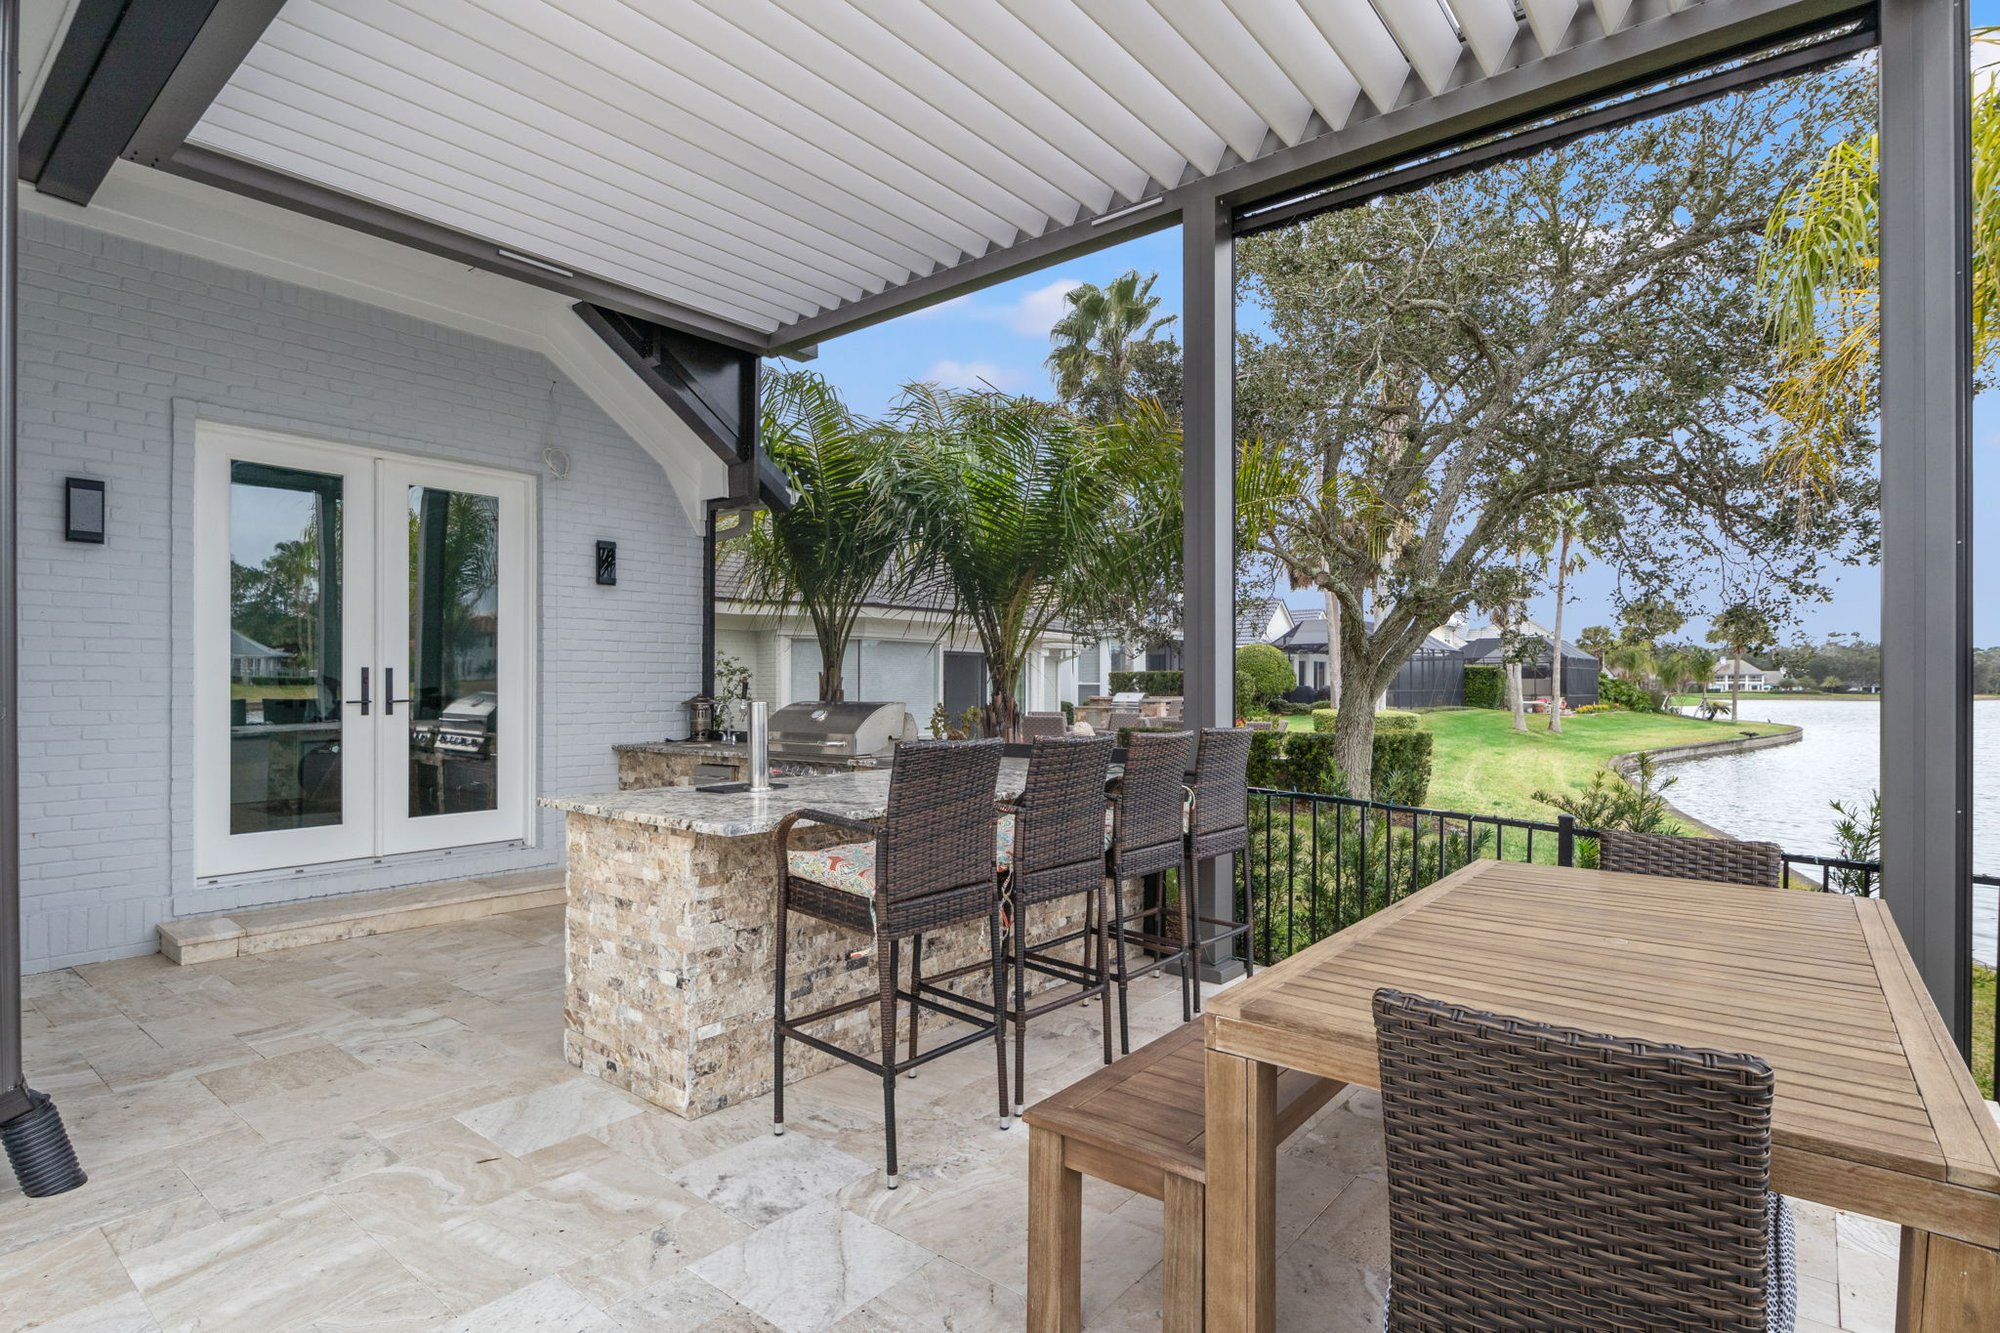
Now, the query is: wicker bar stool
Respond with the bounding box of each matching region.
[1372,988,1796,1332]
[1103,729,1197,1054]
[1020,711,1068,740]
[1597,827,1785,888]
[772,739,1009,1188]
[987,734,1117,1117]
[1186,726,1256,1012]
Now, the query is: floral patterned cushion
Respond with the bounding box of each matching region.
[786,842,876,898]
[995,814,1015,868]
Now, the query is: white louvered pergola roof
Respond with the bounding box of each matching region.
[172,0,1844,349]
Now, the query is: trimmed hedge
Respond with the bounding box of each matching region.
[1251,713,1432,806]
[1310,707,1420,734]
[1371,729,1435,808]
[1109,670,1182,695]
[1462,663,1503,709]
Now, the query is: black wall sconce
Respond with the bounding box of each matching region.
[64,478,105,544]
[595,539,617,586]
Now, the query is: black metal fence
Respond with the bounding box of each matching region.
[1242,787,1998,1095]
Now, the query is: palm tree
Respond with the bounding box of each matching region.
[1760,28,2000,491]
[896,384,1115,738]
[1046,270,1177,421]
[733,371,910,702]
[1541,496,1591,735]
[1707,601,1777,722]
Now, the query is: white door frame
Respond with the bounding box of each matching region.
[193,423,536,878]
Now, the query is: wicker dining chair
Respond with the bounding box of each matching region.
[1106,709,1143,735]
[1103,729,1198,1053]
[1597,828,1785,889]
[1020,711,1068,740]
[1186,727,1256,1012]
[985,734,1117,1116]
[1371,988,1797,1333]
[772,739,1008,1188]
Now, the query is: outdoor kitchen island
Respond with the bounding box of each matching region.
[543,759,1099,1120]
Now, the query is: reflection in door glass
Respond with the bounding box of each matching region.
[408,487,501,818]
[228,462,343,834]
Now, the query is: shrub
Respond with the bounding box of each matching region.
[1254,713,1429,805]
[1281,685,1329,705]
[1573,702,1615,715]
[1371,728,1434,807]
[1533,752,1678,835]
[1461,663,1504,709]
[1597,674,1656,713]
[1109,669,1182,695]
[1236,643,1293,707]
[1269,699,1314,715]
[1246,731,1284,788]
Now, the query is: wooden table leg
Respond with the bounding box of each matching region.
[1204,1045,1278,1332]
[1028,1125,1082,1333]
[1162,1172,1204,1333]
[1898,1227,2000,1331]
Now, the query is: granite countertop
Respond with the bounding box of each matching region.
[543,759,1033,838]
[612,740,748,760]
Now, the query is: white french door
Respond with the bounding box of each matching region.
[194,423,532,877]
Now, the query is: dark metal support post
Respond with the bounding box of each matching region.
[1181,190,1241,982]
[0,0,86,1196]
[1878,0,1974,1049]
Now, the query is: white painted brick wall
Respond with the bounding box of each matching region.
[16,212,704,971]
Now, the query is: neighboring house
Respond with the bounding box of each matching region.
[1713,657,1785,692]
[1271,615,1602,708]
[1126,596,1294,678]
[710,551,1082,726]
[229,630,291,682]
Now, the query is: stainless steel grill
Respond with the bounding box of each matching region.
[765,701,913,762]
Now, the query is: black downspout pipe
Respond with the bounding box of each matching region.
[0,0,86,1198]
[701,504,718,703]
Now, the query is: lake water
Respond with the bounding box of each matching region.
[1659,697,1999,967]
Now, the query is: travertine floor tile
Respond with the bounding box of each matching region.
[690,1200,933,1332]
[0,912,1878,1332]
[454,1076,647,1157]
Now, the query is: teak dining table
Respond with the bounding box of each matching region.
[1202,859,2000,1331]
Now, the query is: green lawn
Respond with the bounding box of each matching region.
[1414,707,1787,823]
[1978,965,1996,1100]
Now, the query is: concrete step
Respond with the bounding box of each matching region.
[158,870,565,965]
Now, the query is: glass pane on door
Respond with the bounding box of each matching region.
[228,462,344,834]
[406,486,501,818]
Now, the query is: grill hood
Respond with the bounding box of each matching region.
[766,701,913,760]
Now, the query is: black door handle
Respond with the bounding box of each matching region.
[384,667,413,715]
[349,666,370,715]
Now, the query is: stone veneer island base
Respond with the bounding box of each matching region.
[546,763,1106,1119]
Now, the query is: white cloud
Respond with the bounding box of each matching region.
[1002,278,1082,336]
[922,359,1030,392]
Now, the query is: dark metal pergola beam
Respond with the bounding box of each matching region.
[1878,0,1976,1048]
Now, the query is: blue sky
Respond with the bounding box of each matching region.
[802,33,2000,650]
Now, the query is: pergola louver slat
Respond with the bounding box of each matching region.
[1296,0,1415,116]
[1142,1,1316,148]
[239,1,942,286]
[1374,0,1471,97]
[1076,0,1271,164]
[1451,0,1527,77]
[341,0,977,269]
[214,58,861,315]
[500,0,1028,252]
[1523,0,1585,57]
[1219,0,1364,132]
[1594,0,1641,35]
[788,0,1142,212]
[672,0,1102,227]
[994,0,1229,173]
[919,0,1186,192]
